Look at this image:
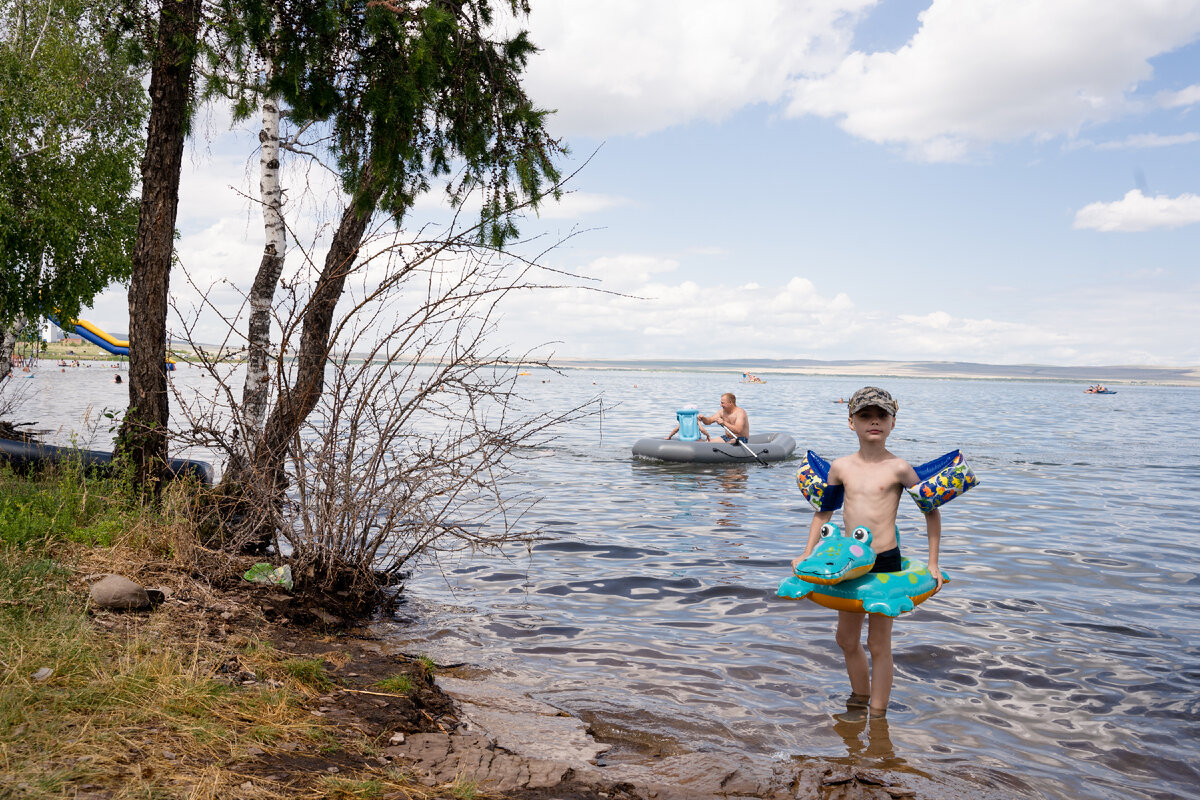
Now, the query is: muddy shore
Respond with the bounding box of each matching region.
[75,551,1019,800]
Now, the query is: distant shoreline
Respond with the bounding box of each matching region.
[37,342,1200,386]
[546,358,1200,386]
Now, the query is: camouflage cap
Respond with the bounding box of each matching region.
[848,386,898,416]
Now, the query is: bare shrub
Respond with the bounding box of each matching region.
[169,210,597,617]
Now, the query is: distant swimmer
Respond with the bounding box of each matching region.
[113,374,122,384]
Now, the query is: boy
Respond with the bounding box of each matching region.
[791,386,942,718]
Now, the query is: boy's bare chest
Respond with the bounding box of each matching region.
[843,465,902,502]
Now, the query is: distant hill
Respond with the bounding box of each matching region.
[547,358,1200,386]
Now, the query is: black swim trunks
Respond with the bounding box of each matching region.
[869,545,902,574]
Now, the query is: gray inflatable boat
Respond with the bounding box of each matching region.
[632,432,797,463]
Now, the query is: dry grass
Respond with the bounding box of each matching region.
[0,472,500,800]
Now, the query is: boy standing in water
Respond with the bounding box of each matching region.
[792,386,943,718]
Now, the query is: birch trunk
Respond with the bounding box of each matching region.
[241,82,285,439]
[242,170,382,548]
[0,315,27,382]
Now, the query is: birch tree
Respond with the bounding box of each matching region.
[241,69,285,436]
[209,0,563,548]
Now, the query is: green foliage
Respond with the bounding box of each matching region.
[0,0,148,327]
[212,0,562,247]
[0,462,141,547]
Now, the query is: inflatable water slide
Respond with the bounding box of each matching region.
[52,318,175,370]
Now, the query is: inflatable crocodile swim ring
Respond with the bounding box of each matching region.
[777,524,949,617]
[791,523,877,585]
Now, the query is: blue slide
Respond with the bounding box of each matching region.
[51,317,175,369]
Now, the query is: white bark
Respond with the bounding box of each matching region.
[0,315,28,383]
[241,71,286,442]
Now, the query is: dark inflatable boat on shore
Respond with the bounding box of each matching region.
[0,438,214,485]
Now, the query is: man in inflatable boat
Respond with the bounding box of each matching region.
[699,392,749,444]
[664,392,750,443]
[784,386,977,719]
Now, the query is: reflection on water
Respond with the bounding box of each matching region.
[16,365,1200,800]
[830,710,903,770]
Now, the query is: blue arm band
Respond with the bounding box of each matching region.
[796,451,844,512]
[906,449,979,513]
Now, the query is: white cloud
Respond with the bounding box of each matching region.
[1157,83,1200,108]
[580,254,680,289]
[487,254,1200,365]
[536,191,632,219]
[786,0,1200,161]
[1092,132,1200,150]
[521,0,873,137]
[1073,189,1200,232]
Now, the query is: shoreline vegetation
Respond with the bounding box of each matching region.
[35,340,1200,386]
[2,465,969,800]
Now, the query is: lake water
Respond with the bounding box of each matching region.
[14,363,1200,800]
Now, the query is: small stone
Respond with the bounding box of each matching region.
[326,766,339,773]
[389,732,406,745]
[162,750,177,760]
[90,575,151,610]
[31,667,53,682]
[220,611,233,620]
[313,609,344,626]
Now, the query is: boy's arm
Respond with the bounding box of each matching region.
[792,509,833,570]
[901,460,946,589]
[925,507,943,589]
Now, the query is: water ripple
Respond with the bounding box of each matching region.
[23,367,1200,800]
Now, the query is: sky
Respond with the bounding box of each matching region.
[81,0,1200,366]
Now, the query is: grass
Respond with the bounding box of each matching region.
[318,776,387,799]
[450,778,481,800]
[272,657,335,692]
[0,543,322,797]
[0,466,504,799]
[375,674,416,694]
[0,455,177,551]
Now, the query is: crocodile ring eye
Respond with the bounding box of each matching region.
[820,523,836,538]
[851,526,870,542]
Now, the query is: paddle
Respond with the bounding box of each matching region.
[715,421,769,468]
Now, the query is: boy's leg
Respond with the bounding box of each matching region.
[865,614,895,715]
[835,611,870,698]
